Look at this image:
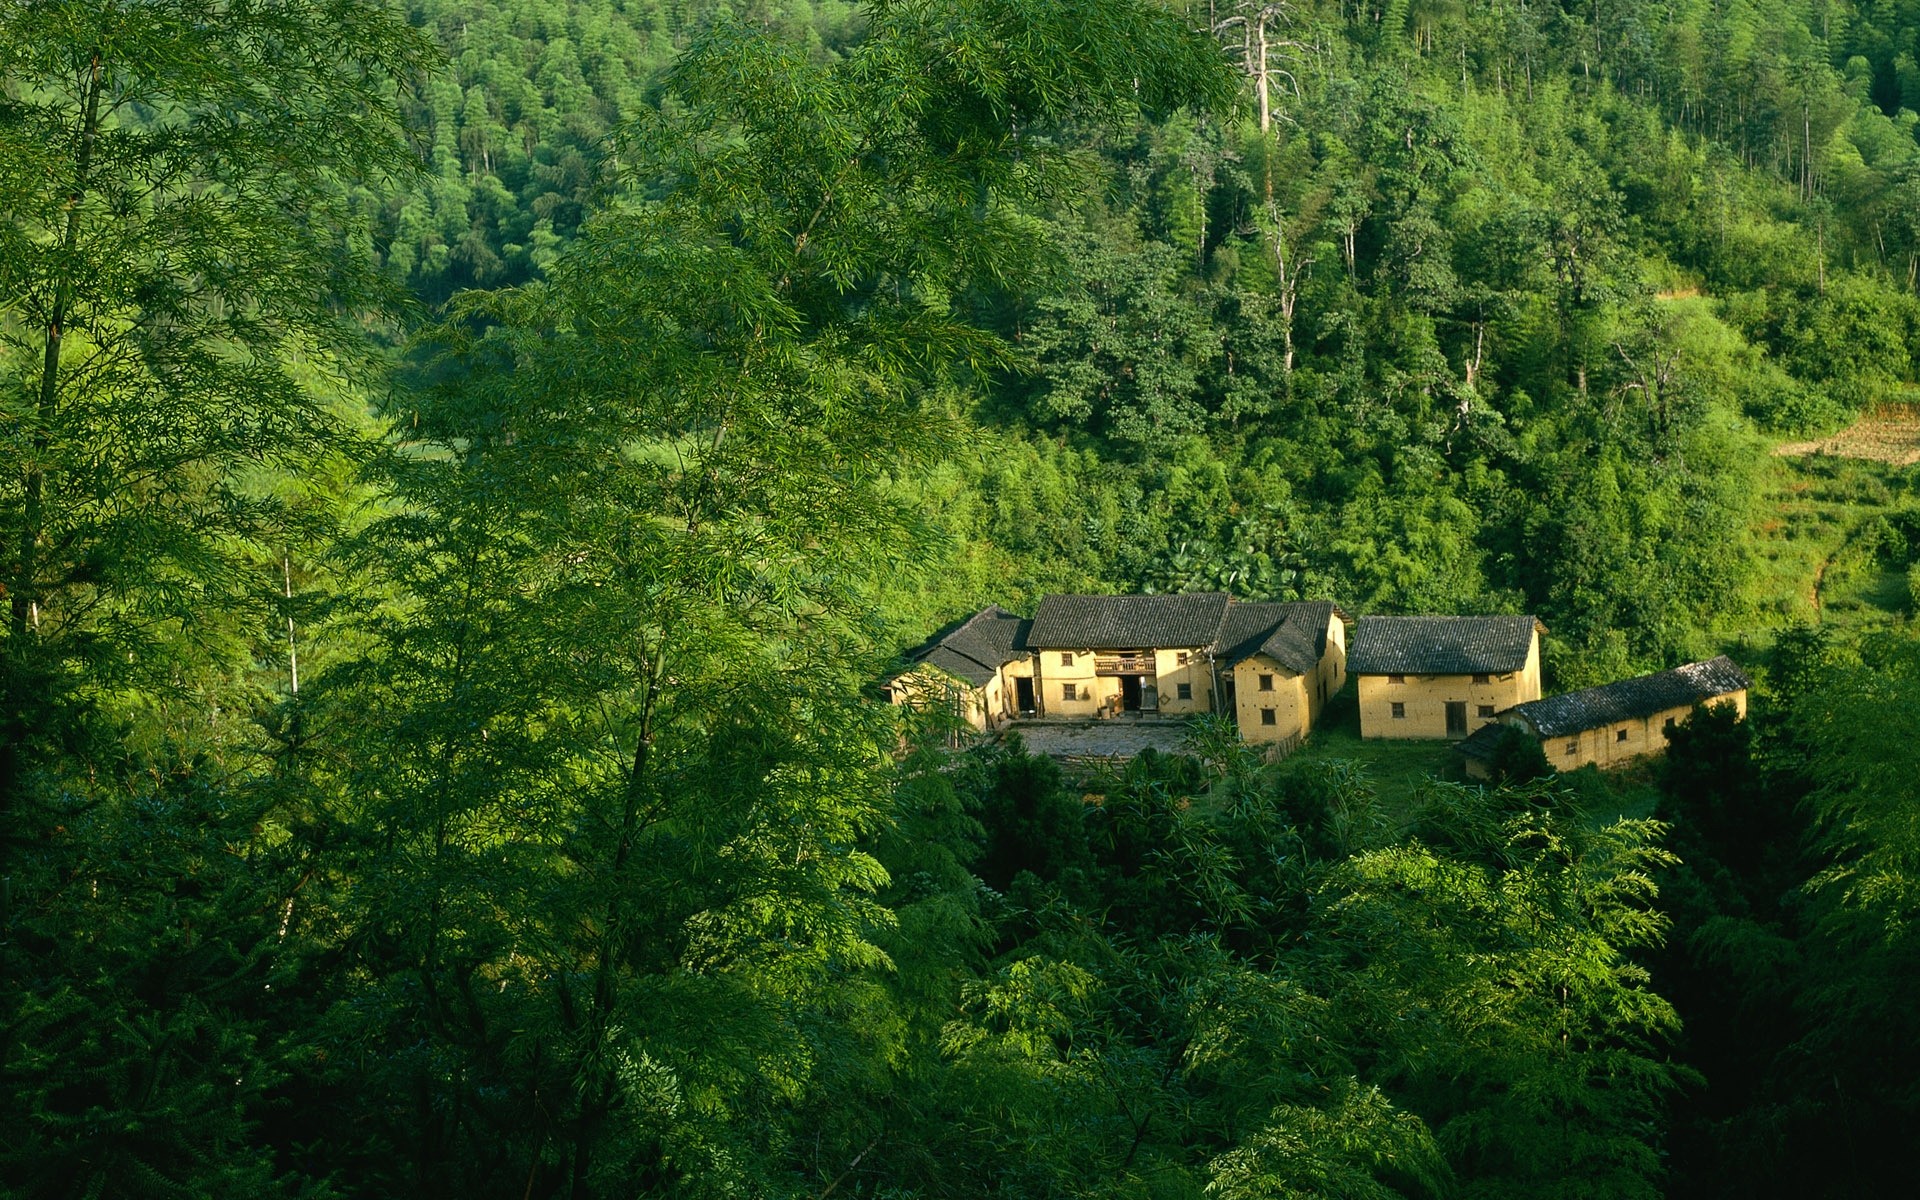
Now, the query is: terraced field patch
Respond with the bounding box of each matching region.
[1774,404,1920,466]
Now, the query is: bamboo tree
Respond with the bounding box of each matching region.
[0,1,427,1191]
[324,5,1234,1194]
[0,0,428,868]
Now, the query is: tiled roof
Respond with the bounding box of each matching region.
[1215,601,1339,673]
[1454,722,1513,762]
[1505,656,1750,738]
[1347,615,1542,676]
[1026,592,1232,650]
[899,604,1032,687]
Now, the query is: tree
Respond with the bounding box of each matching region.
[1485,725,1553,784]
[0,0,429,870]
[1317,782,1689,1198]
[0,2,429,1190]
[316,5,1237,1194]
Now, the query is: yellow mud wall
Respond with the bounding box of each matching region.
[1305,613,1349,728]
[1234,658,1308,743]
[1152,648,1214,714]
[1033,648,1105,718]
[887,666,989,732]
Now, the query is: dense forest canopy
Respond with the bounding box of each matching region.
[3,1,1919,1197]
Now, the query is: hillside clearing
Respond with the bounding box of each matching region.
[1774,405,1920,466]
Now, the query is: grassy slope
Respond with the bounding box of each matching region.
[1749,447,1917,642]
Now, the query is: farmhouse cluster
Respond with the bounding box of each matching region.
[886,594,1750,772]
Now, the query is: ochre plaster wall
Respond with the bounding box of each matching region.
[1030,646,1212,718]
[1308,613,1348,727]
[1034,648,1105,718]
[1233,658,1308,743]
[1152,648,1214,714]
[886,666,989,732]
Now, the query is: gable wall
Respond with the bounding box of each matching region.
[1234,657,1308,743]
[1309,612,1349,726]
[886,665,991,732]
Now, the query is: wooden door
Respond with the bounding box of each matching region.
[1445,700,1468,737]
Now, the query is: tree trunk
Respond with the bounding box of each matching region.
[1255,14,1270,133]
[3,47,104,892]
[12,50,102,642]
[571,642,667,1199]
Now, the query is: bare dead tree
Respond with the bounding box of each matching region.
[1210,2,1313,133]
[1613,337,1684,439]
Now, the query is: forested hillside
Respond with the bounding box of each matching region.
[372,0,1920,681]
[3,1,1920,1198]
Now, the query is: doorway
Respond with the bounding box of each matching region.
[1445,701,1468,738]
[1014,676,1036,716]
[1120,675,1143,712]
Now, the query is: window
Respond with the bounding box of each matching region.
[1061,652,1074,666]
[1388,673,1405,684]
[1176,682,1192,700]
[1260,708,1277,726]
[1565,740,1579,755]
[1391,702,1406,719]
[1061,683,1078,701]
[1176,651,1190,665]
[1258,673,1275,692]
[1663,717,1676,732]
[1477,705,1495,718]
[1616,728,1629,742]
[1472,673,1491,684]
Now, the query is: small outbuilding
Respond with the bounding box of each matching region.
[1213,600,1349,745]
[1347,615,1545,740]
[883,604,1033,731]
[1456,655,1751,777]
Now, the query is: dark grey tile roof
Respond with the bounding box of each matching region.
[1506,656,1750,738]
[1026,592,1232,650]
[1346,615,1542,675]
[898,604,1032,687]
[1454,722,1512,762]
[1215,601,1339,673]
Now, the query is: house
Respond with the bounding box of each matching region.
[883,604,1033,732]
[1456,655,1751,777]
[1213,600,1347,744]
[1023,592,1233,721]
[1347,614,1544,740]
[885,593,1348,745]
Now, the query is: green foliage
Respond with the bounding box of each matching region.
[1206,1081,1447,1200]
[2,754,339,1197]
[18,2,1920,1197]
[286,3,1238,1194]
[967,735,1091,888]
[1484,725,1554,784]
[1322,784,1688,1199]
